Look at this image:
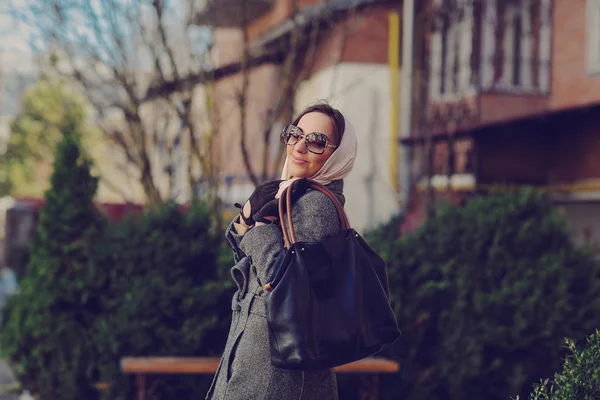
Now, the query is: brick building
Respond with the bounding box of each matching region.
[402,0,600,250]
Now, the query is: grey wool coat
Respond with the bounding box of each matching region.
[205,180,345,400]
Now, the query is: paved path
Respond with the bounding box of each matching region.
[0,359,17,400]
[0,360,15,387]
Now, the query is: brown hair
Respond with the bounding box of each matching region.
[291,101,345,146]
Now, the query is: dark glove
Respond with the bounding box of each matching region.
[252,178,311,224]
[235,180,283,226]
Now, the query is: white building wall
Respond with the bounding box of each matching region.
[295,62,401,233]
[556,201,600,257]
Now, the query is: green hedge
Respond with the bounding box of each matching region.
[368,188,600,400]
[89,203,234,399]
[524,330,600,400]
[1,130,234,399]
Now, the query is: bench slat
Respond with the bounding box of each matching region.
[334,358,399,373]
[122,357,220,374]
[121,357,398,375]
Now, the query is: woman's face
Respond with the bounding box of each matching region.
[286,112,337,179]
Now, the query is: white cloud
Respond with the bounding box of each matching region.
[0,1,36,74]
[0,14,13,28]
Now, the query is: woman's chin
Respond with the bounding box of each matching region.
[289,166,309,179]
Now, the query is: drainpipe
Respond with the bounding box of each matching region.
[399,0,415,210]
[388,12,400,193]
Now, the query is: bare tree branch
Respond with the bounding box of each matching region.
[152,0,181,82]
[237,0,259,186]
[18,0,368,208]
[19,0,216,205]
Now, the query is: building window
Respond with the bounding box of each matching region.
[497,0,533,88]
[480,0,551,92]
[588,0,600,73]
[428,0,551,101]
[429,0,475,101]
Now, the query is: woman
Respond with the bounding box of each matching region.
[206,103,358,400]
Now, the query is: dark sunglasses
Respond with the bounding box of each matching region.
[280,125,337,155]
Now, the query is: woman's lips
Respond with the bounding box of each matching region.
[291,155,307,164]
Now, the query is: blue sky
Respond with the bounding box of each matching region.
[0,0,212,115]
[0,0,35,75]
[0,0,38,116]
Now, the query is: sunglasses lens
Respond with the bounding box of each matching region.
[306,133,327,153]
[282,126,301,145]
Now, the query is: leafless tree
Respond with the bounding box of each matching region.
[11,0,216,205]
[13,0,364,207]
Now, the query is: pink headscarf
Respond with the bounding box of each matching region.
[276,114,358,199]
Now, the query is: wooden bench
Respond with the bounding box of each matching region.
[121,356,399,400]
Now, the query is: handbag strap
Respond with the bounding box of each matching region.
[279,179,351,248]
[278,186,292,247]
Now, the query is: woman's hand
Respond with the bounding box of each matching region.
[237,202,253,229]
[252,178,311,223]
[238,180,282,226]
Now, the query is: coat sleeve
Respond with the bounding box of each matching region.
[225,217,249,263]
[238,190,341,286]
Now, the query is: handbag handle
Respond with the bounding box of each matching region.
[279,179,351,248]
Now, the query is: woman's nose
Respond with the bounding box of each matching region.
[294,137,308,153]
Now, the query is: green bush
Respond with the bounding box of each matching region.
[88,203,234,400]
[368,188,600,400]
[3,198,234,400]
[1,130,105,400]
[1,127,235,399]
[522,330,600,400]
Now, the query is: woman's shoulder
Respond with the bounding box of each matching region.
[291,186,344,238]
[293,181,344,217]
[295,189,333,210]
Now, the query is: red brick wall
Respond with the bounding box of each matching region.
[246,2,393,79]
[248,0,293,40]
[480,93,549,125]
[247,0,364,41]
[550,0,600,110]
[307,5,393,77]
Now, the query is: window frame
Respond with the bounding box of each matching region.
[481,0,551,93]
[428,0,476,102]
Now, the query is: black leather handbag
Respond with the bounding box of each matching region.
[263,180,401,370]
